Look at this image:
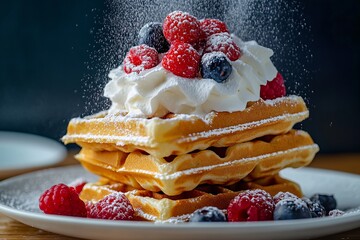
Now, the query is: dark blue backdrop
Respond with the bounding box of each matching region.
[0,0,359,153]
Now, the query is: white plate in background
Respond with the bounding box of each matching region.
[0,166,359,240]
[0,131,66,178]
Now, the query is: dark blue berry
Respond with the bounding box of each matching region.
[201,52,232,83]
[310,194,337,214]
[189,206,227,222]
[138,22,169,53]
[274,199,312,220]
[302,197,326,218]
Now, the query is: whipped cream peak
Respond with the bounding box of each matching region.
[104,35,277,118]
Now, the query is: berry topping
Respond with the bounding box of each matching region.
[163,11,202,45]
[39,183,87,217]
[260,72,286,100]
[273,198,312,220]
[162,41,201,78]
[138,22,169,53]
[310,194,337,214]
[227,189,275,222]
[273,191,299,205]
[189,206,227,222]
[199,18,229,38]
[201,52,232,83]
[86,192,134,220]
[204,32,241,61]
[302,197,326,218]
[123,44,159,74]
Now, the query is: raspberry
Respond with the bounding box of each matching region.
[260,72,286,100]
[199,18,229,38]
[69,180,87,195]
[204,32,241,61]
[39,183,87,217]
[123,44,159,74]
[162,41,201,78]
[86,192,134,220]
[163,11,202,44]
[227,189,275,222]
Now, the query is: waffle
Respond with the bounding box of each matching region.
[62,96,309,158]
[76,130,319,196]
[80,174,302,222]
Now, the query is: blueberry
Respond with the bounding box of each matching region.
[310,194,337,214]
[302,197,326,218]
[201,52,232,83]
[138,22,169,53]
[189,206,227,222]
[274,199,312,220]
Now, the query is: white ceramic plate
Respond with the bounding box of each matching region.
[0,166,359,240]
[0,131,67,178]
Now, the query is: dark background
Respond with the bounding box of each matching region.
[0,0,359,153]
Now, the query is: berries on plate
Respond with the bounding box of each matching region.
[201,52,232,83]
[138,22,169,53]
[162,41,201,78]
[189,206,227,222]
[199,18,229,38]
[302,197,326,218]
[204,32,241,61]
[86,192,134,220]
[39,183,87,217]
[163,11,202,45]
[260,72,286,100]
[123,44,159,74]
[329,209,345,217]
[273,198,312,220]
[227,189,275,222]
[310,194,337,214]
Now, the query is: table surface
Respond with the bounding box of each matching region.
[0,152,359,240]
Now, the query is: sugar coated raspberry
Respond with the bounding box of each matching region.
[204,32,241,61]
[260,72,286,100]
[199,18,229,38]
[163,11,202,44]
[227,189,275,222]
[123,44,159,74]
[86,192,134,220]
[39,183,87,217]
[162,41,200,78]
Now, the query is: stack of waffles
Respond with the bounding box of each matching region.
[62,95,319,222]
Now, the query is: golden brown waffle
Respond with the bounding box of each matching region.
[80,174,302,222]
[62,96,309,158]
[76,130,318,196]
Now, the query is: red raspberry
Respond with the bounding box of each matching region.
[199,18,229,38]
[163,11,202,44]
[69,180,87,195]
[39,183,87,217]
[162,41,201,78]
[123,44,159,74]
[227,189,275,222]
[204,32,241,61]
[260,72,286,100]
[86,192,134,220]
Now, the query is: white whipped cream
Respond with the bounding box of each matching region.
[104,35,277,118]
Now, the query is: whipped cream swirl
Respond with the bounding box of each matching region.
[104,35,277,118]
